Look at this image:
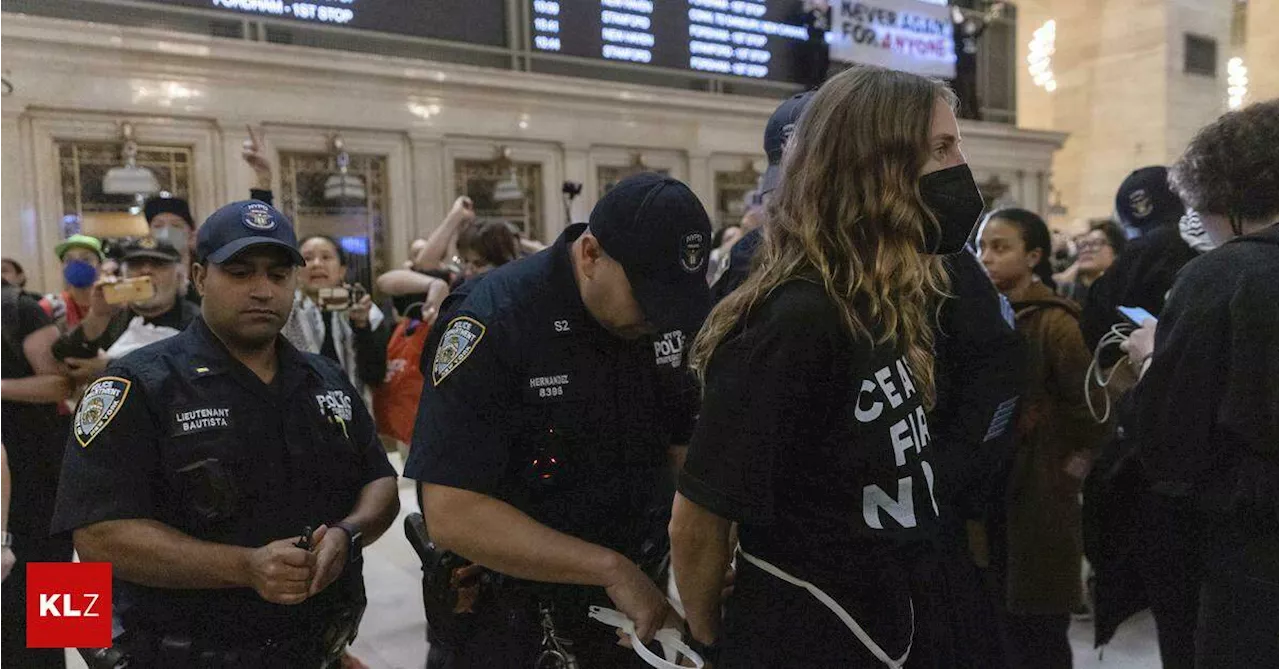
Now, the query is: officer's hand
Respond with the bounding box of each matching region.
[348,293,374,330]
[247,537,316,605]
[604,560,669,644]
[2,546,14,582]
[307,524,348,597]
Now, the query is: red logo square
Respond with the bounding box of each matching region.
[26,562,112,649]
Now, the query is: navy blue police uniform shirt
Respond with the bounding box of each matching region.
[51,317,396,642]
[405,223,699,569]
[679,280,941,658]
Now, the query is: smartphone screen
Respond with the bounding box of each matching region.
[1117,305,1156,325]
[102,277,155,305]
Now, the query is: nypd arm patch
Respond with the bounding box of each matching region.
[74,376,133,448]
[432,316,487,387]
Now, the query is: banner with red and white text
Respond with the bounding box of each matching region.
[829,0,957,79]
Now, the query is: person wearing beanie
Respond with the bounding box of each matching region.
[143,127,279,307]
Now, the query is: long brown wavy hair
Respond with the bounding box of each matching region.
[691,65,954,407]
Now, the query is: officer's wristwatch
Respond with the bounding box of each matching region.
[1,531,12,548]
[332,521,363,564]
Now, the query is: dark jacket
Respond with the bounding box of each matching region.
[1005,283,1109,614]
[51,298,200,361]
[1134,225,1278,511]
[1080,224,1198,364]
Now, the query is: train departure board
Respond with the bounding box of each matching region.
[530,0,818,83]
[128,0,507,46]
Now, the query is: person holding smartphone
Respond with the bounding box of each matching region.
[281,234,390,401]
[1120,100,1277,668]
[52,237,198,382]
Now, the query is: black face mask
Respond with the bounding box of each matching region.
[919,164,985,255]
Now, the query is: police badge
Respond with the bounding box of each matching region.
[242,202,277,231]
[432,317,487,386]
[74,377,132,447]
[680,231,707,273]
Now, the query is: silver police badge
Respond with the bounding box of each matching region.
[680,231,707,273]
[242,202,277,231]
[74,376,132,447]
[432,316,487,386]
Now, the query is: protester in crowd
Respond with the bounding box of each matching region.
[2,280,74,669]
[51,238,198,381]
[1058,219,1125,303]
[39,234,106,332]
[710,91,815,303]
[1,257,22,288]
[2,257,43,303]
[1121,100,1278,669]
[282,234,391,401]
[1079,166,1196,357]
[413,196,476,276]
[707,222,744,287]
[372,217,521,452]
[404,238,429,269]
[671,65,976,668]
[976,207,1107,668]
[1077,169,1208,663]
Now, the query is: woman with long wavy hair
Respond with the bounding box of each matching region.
[668,65,986,668]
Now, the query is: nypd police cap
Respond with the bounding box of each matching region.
[196,199,304,265]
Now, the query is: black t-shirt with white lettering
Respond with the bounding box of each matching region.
[680,279,941,665]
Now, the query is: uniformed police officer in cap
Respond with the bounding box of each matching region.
[51,200,400,668]
[405,172,712,668]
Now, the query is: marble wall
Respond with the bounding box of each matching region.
[1016,0,1268,228]
[1,13,1064,293]
[1246,0,1279,104]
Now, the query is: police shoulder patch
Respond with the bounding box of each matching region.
[432,316,487,387]
[74,376,133,448]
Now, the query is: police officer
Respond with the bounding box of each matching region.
[51,200,400,668]
[406,172,712,668]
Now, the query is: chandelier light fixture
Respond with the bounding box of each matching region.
[1028,20,1057,93]
[1227,57,1248,110]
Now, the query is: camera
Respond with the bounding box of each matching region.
[561,181,583,198]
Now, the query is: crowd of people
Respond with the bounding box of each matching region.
[0,64,1275,669]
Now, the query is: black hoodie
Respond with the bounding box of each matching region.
[1134,225,1278,511]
